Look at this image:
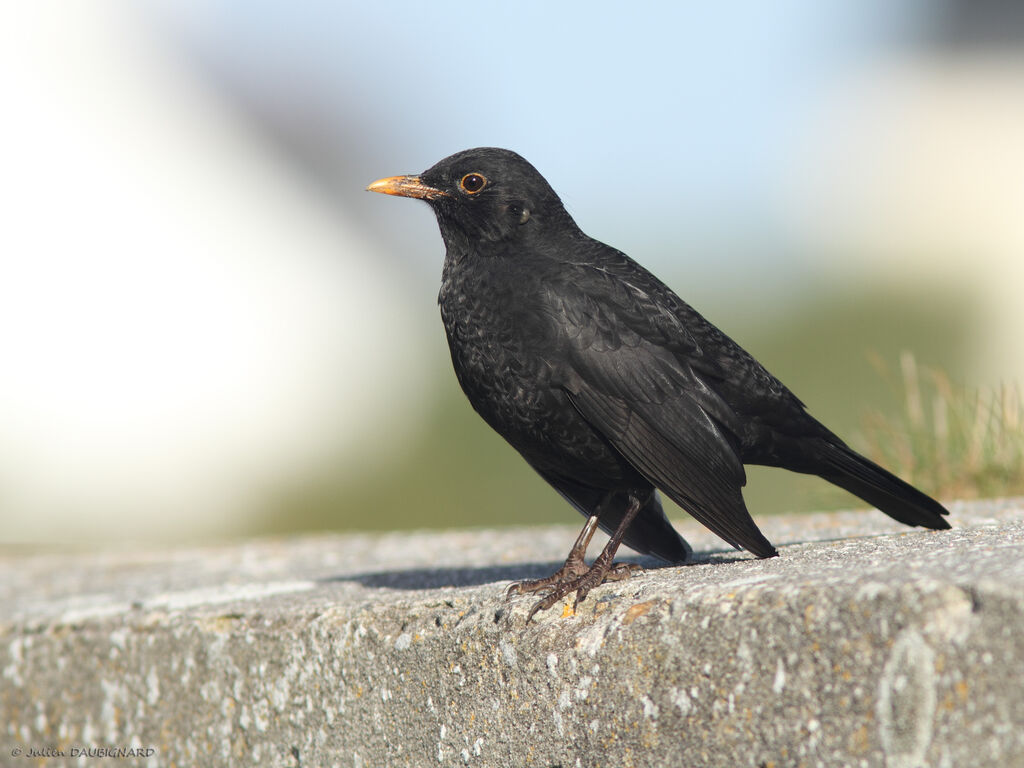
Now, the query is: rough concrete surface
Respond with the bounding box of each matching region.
[2,499,1023,767]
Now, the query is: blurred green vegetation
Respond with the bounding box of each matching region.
[858,352,1024,500]
[262,281,983,536]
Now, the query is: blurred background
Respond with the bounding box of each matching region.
[2,1,1022,545]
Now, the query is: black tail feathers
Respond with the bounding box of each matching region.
[817,441,950,530]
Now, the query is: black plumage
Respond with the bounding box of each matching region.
[368,147,950,617]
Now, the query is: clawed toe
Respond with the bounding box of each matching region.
[514,560,644,622]
[606,562,642,581]
[505,562,589,598]
[505,503,648,621]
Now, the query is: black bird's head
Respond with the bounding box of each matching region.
[367,147,575,251]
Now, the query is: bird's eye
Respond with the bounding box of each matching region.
[459,173,487,194]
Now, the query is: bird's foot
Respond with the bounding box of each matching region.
[518,559,641,623]
[507,497,648,622]
[506,514,602,601]
[505,558,591,598]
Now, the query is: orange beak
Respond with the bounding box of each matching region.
[366,175,448,200]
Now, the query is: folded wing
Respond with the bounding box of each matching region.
[547,271,777,557]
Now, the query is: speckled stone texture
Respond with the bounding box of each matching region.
[2,499,1023,767]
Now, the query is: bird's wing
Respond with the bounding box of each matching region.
[551,250,818,439]
[544,272,777,557]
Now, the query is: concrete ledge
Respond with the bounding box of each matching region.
[3,499,1023,767]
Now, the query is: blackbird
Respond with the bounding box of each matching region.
[368,147,950,619]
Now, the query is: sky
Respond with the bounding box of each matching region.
[149,1,934,272]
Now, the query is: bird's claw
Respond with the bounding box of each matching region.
[515,561,643,622]
[505,560,591,598]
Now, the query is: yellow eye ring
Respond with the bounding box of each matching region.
[459,173,487,194]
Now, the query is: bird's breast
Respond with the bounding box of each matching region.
[439,276,552,424]
[437,266,589,450]
[436,259,646,486]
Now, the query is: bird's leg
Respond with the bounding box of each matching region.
[512,493,647,622]
[505,515,600,597]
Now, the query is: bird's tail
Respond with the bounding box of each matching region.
[813,439,951,529]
